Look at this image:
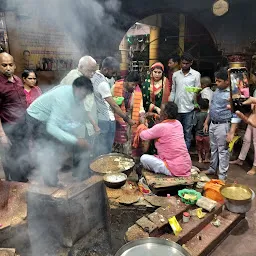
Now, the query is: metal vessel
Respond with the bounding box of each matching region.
[103,173,127,189]
[220,183,252,205]
[90,153,135,176]
[115,238,191,256]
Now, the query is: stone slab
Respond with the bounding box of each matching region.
[185,210,244,256]
[136,216,158,234]
[160,203,223,244]
[133,197,156,208]
[147,211,168,229]
[144,195,177,207]
[156,200,190,221]
[142,169,197,189]
[125,224,149,242]
[108,204,153,253]
[27,175,106,252]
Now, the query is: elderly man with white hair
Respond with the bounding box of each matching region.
[61,55,99,136]
[60,56,99,179]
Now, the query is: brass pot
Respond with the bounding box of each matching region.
[90,153,135,176]
[229,62,246,68]
[220,183,252,205]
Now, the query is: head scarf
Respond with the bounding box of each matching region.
[151,62,164,71]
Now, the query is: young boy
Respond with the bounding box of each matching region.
[203,68,240,181]
[200,76,213,103]
[195,98,210,163]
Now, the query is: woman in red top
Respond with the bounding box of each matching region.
[22,70,42,106]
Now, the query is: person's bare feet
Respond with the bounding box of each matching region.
[230,159,243,166]
[198,159,203,163]
[247,166,256,176]
[203,159,210,163]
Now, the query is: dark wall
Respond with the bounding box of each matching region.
[4,0,255,58]
[114,0,255,55]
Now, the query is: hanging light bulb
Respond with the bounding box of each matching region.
[212,0,229,16]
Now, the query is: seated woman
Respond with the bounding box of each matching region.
[139,102,191,176]
[142,62,170,115]
[22,69,42,106]
[142,62,170,154]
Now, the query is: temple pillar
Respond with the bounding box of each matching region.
[119,35,129,78]
[149,26,160,67]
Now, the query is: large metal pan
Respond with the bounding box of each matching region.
[220,183,252,205]
[90,153,135,176]
[115,238,191,256]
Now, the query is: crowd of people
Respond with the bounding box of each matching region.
[0,50,256,187]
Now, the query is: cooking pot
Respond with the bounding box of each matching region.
[220,184,254,213]
[224,189,255,214]
[90,153,135,176]
[220,183,252,205]
[103,173,127,189]
[115,238,191,256]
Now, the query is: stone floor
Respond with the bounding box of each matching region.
[0,154,256,255]
[193,157,256,256]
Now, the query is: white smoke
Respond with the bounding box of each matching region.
[3,0,124,255]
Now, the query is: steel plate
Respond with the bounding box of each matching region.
[115,238,191,256]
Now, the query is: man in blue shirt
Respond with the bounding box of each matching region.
[203,68,239,181]
[26,76,93,186]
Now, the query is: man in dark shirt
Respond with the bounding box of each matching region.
[0,52,28,181]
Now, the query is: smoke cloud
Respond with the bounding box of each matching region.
[11,0,124,57]
[2,0,125,255]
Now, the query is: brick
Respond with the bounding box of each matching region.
[156,202,190,221]
[136,216,158,234]
[125,224,149,242]
[160,204,223,244]
[147,211,168,229]
[144,195,177,208]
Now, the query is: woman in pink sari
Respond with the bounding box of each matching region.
[140,102,191,176]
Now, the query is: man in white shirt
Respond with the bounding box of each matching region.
[92,57,135,156]
[170,53,201,149]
